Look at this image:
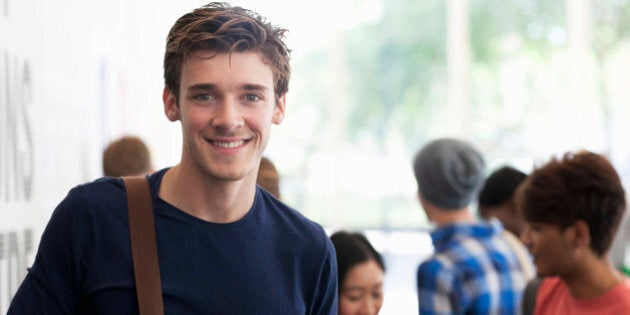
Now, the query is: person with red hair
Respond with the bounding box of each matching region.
[519,151,630,314]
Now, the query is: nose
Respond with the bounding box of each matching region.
[358,298,378,315]
[211,99,243,131]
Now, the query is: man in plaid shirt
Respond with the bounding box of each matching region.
[412,138,528,314]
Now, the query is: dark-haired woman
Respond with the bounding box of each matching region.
[330,231,386,315]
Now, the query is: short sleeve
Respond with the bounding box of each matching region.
[309,234,338,315]
[8,187,90,314]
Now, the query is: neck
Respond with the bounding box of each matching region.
[159,164,257,223]
[430,207,476,227]
[562,254,624,299]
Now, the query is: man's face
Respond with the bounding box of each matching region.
[163,51,285,182]
[479,200,523,236]
[521,221,578,278]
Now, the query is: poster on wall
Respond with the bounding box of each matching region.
[0,47,37,312]
[1,0,100,311]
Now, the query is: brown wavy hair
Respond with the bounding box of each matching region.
[164,2,291,102]
[520,151,626,256]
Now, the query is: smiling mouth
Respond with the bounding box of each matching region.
[211,140,246,148]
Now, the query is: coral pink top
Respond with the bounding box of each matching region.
[535,276,630,315]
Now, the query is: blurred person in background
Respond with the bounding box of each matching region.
[331,231,385,315]
[478,165,527,236]
[257,156,281,199]
[518,151,630,314]
[412,138,528,314]
[479,165,535,280]
[102,135,154,177]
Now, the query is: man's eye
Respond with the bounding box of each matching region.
[244,94,260,102]
[372,291,382,299]
[195,94,212,101]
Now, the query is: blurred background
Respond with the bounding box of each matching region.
[1,0,629,313]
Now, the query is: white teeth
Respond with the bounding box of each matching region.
[213,140,244,148]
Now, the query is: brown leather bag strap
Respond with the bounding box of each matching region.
[123,176,164,315]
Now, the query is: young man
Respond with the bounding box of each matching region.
[412,138,527,314]
[519,151,630,314]
[478,166,535,280]
[478,165,527,236]
[8,3,337,314]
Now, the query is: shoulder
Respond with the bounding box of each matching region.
[611,283,630,312]
[417,254,456,284]
[603,279,630,307]
[256,188,331,251]
[35,177,129,258]
[59,177,125,210]
[619,279,630,292]
[418,232,511,283]
[255,190,336,280]
[564,279,630,313]
[419,254,454,271]
[257,189,327,235]
[79,176,126,198]
[67,171,164,211]
[535,277,566,307]
[539,277,563,292]
[455,226,524,271]
[49,177,129,229]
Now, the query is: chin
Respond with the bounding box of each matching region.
[214,172,246,182]
[535,267,552,278]
[203,167,245,182]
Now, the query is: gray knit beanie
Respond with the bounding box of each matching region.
[413,138,485,210]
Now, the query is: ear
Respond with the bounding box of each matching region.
[272,94,286,125]
[163,86,180,122]
[569,220,591,249]
[520,223,532,246]
[418,193,433,222]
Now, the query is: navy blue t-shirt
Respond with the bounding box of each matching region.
[8,169,338,314]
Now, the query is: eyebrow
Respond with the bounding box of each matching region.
[343,283,383,292]
[186,84,216,94]
[242,83,269,92]
[186,83,270,93]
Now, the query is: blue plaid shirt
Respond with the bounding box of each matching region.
[417,219,527,315]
